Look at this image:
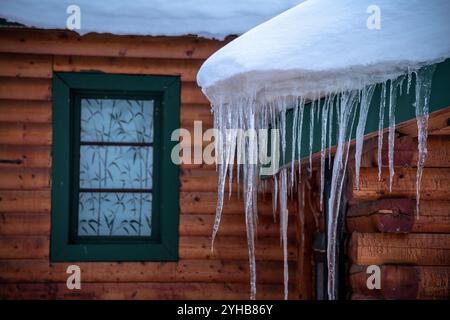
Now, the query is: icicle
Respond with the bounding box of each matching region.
[207,62,437,300]
[355,85,376,190]
[320,96,330,211]
[272,175,278,222]
[242,100,258,300]
[279,99,287,164]
[228,127,237,199]
[326,90,359,300]
[407,68,412,95]
[309,99,315,177]
[211,104,230,250]
[388,79,397,192]
[290,103,299,188]
[297,98,305,179]
[377,82,387,181]
[279,169,289,300]
[414,65,435,217]
[328,94,334,168]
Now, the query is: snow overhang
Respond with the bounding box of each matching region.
[197,0,450,105]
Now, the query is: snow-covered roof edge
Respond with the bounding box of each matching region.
[197,0,450,105]
[0,0,304,40]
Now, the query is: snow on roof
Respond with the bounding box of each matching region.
[0,0,304,39]
[197,0,450,104]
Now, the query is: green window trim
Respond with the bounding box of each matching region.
[51,72,180,261]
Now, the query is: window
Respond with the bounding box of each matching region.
[51,73,180,261]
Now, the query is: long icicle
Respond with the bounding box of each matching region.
[388,79,397,192]
[377,82,387,180]
[291,102,299,188]
[328,96,334,169]
[355,85,376,189]
[211,103,230,249]
[279,169,289,300]
[297,98,305,179]
[320,95,330,211]
[327,90,359,300]
[244,99,258,300]
[414,65,436,217]
[309,99,315,177]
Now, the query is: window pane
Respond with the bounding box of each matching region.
[78,192,152,236]
[79,146,153,189]
[80,99,154,143]
[77,97,154,238]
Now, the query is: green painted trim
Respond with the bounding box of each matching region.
[278,58,450,170]
[51,72,180,262]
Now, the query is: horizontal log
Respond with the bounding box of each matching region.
[347,198,414,233]
[180,104,213,128]
[180,236,297,261]
[347,199,450,233]
[0,212,50,236]
[0,282,294,300]
[0,167,50,190]
[180,214,296,238]
[0,259,295,285]
[349,167,450,202]
[0,53,52,78]
[397,107,450,137]
[180,192,296,216]
[180,168,223,192]
[0,76,208,105]
[0,100,51,123]
[0,29,229,60]
[0,235,297,261]
[0,145,51,168]
[181,82,210,105]
[54,55,202,82]
[0,235,49,259]
[375,136,450,168]
[349,264,450,300]
[349,232,450,266]
[0,122,51,145]
[430,124,450,135]
[0,190,51,213]
[0,77,51,101]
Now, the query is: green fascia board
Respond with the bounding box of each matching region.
[277,58,450,171]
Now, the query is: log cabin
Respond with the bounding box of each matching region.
[0,24,449,300]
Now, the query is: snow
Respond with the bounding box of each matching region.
[197,0,449,301]
[0,0,304,39]
[197,0,450,103]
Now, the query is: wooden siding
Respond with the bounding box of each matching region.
[346,121,450,300]
[0,28,300,300]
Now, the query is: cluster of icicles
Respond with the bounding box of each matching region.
[209,65,435,300]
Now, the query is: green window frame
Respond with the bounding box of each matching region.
[51,72,180,261]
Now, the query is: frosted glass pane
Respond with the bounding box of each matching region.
[78,192,152,236]
[79,146,152,189]
[80,99,154,143]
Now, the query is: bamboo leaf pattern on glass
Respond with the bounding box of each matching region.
[78,98,154,237]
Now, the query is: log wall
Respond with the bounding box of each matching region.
[0,28,300,299]
[346,130,450,299]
